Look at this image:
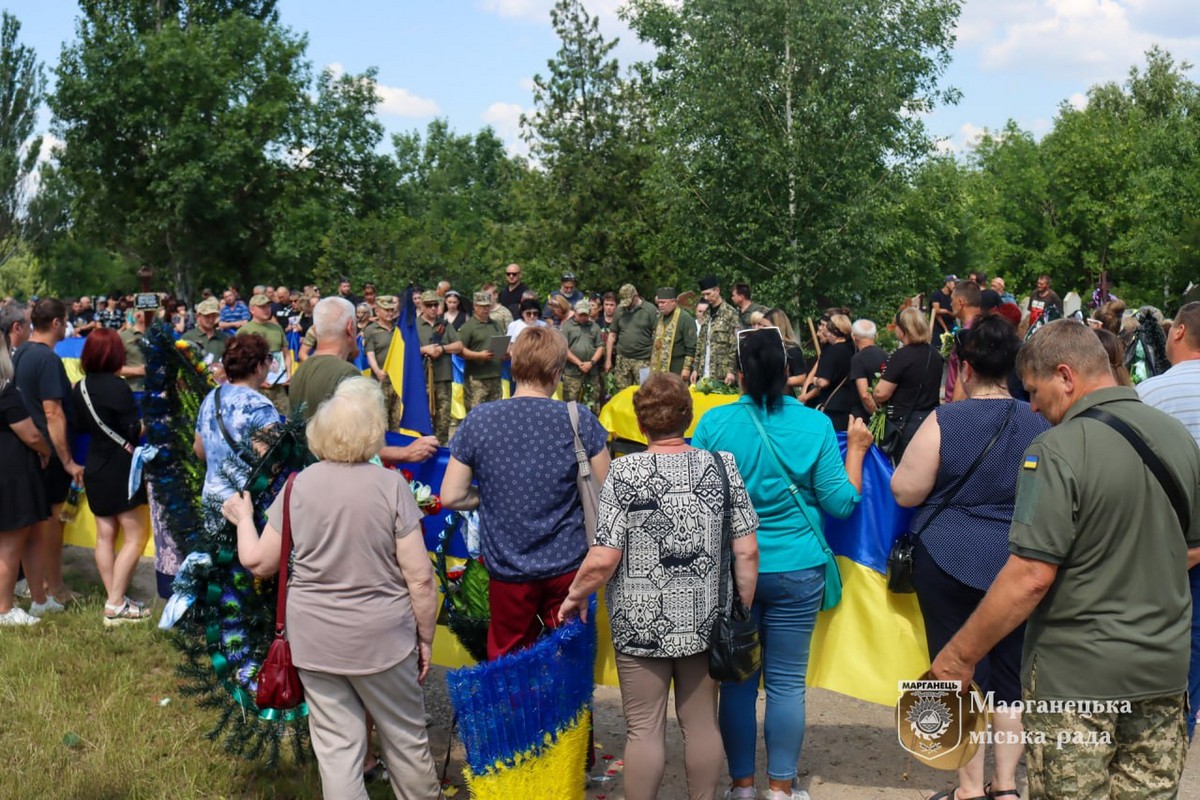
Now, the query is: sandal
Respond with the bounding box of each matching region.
[104,599,152,626]
[985,784,1020,799]
[930,791,988,800]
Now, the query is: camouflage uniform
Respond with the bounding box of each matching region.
[417,314,460,444]
[459,313,506,413]
[1024,690,1187,799]
[562,317,605,415]
[609,298,658,392]
[695,300,740,380]
[363,320,403,431]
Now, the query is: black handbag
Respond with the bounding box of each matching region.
[879,349,934,463]
[887,400,1017,593]
[707,451,762,683]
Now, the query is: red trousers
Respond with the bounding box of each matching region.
[486,569,577,661]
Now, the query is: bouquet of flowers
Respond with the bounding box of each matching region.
[399,469,443,515]
[939,330,957,359]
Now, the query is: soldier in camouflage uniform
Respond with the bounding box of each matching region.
[362,295,403,430]
[459,291,506,411]
[605,284,658,392]
[561,299,605,414]
[693,275,740,385]
[928,321,1200,800]
[416,289,462,443]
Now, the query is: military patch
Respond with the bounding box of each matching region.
[1023,455,1039,470]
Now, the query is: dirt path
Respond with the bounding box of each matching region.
[76,547,1200,799]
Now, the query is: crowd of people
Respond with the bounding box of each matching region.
[2,265,1200,800]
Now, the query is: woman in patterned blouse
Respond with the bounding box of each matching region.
[560,373,759,800]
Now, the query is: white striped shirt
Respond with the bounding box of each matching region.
[1137,359,1200,447]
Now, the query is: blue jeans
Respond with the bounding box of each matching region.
[719,567,824,782]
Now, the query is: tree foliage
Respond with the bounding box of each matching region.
[0,12,44,267]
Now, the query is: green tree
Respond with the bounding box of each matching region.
[626,0,960,313]
[522,0,658,288]
[0,12,44,267]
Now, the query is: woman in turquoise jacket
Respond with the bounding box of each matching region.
[693,326,872,800]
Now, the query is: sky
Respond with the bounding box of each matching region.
[8,0,1200,161]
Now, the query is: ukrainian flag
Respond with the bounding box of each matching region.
[382,289,434,437]
[808,438,930,706]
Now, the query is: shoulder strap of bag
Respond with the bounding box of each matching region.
[567,401,591,481]
[741,405,835,560]
[709,449,741,609]
[1076,406,1190,534]
[816,374,850,412]
[275,473,297,636]
[911,399,1019,539]
[80,377,134,454]
[214,385,250,464]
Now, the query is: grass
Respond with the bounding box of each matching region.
[0,563,402,799]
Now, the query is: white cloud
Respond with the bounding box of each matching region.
[478,0,657,70]
[327,62,440,118]
[1068,91,1089,110]
[957,0,1200,80]
[519,76,536,92]
[478,0,553,19]
[482,101,530,157]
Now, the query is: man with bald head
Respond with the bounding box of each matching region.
[932,319,1200,799]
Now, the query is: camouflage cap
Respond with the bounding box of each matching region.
[473,291,493,306]
[574,299,591,315]
[196,298,220,315]
[618,283,637,308]
[420,290,439,305]
[249,294,271,307]
[375,295,398,311]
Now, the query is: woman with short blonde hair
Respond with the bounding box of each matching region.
[223,376,442,799]
[442,325,610,660]
[894,306,933,346]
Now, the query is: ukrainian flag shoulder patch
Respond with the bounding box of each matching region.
[1023,455,1039,470]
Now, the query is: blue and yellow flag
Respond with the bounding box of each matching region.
[382,289,434,436]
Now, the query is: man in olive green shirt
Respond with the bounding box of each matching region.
[458,291,507,412]
[731,282,768,328]
[561,300,605,414]
[931,320,1200,800]
[119,305,153,392]
[238,294,291,417]
[416,291,463,443]
[182,298,227,366]
[361,294,402,429]
[605,284,657,392]
[649,288,696,381]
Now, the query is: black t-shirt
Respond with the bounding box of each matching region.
[12,341,73,440]
[881,343,944,422]
[814,340,855,412]
[785,343,807,384]
[71,308,95,331]
[71,373,140,469]
[497,282,528,319]
[928,290,954,333]
[849,344,889,420]
[272,303,295,330]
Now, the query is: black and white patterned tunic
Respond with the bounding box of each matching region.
[595,449,758,659]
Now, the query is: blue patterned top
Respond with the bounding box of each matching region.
[195,384,280,502]
[451,397,608,581]
[910,398,1050,590]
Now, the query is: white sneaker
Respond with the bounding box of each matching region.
[14,578,30,598]
[724,789,757,800]
[0,607,40,626]
[29,597,66,617]
[765,790,811,800]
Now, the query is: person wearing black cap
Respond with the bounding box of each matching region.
[650,288,696,381]
[693,276,739,386]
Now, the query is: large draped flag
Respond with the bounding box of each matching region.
[382,288,434,437]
